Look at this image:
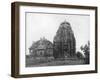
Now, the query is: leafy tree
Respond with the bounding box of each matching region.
[80,41,90,64]
[76,51,84,59]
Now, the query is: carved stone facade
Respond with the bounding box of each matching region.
[29,37,53,59]
[53,21,76,59]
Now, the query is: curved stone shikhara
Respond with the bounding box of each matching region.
[53,21,76,59]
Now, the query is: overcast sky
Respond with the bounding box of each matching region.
[26,12,90,55]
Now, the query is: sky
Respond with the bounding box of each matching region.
[26,12,90,55]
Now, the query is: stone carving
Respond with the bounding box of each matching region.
[53,20,76,59]
[29,37,53,60]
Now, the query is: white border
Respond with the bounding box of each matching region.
[19,6,95,74]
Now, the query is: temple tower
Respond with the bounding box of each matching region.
[53,20,76,59]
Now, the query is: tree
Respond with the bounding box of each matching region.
[76,51,84,59]
[80,41,90,64]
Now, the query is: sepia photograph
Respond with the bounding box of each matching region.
[25,12,90,67]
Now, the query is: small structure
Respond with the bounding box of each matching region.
[29,37,53,60]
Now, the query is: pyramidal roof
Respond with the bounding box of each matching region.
[29,37,53,50]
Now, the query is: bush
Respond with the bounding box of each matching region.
[80,41,90,64]
[76,51,84,59]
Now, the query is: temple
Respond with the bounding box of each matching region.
[53,20,76,59]
[29,20,76,60]
[29,37,53,60]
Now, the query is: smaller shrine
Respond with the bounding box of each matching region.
[29,37,53,60]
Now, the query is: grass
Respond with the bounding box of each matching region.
[26,57,86,67]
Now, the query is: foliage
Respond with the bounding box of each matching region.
[76,51,84,59]
[80,41,90,64]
